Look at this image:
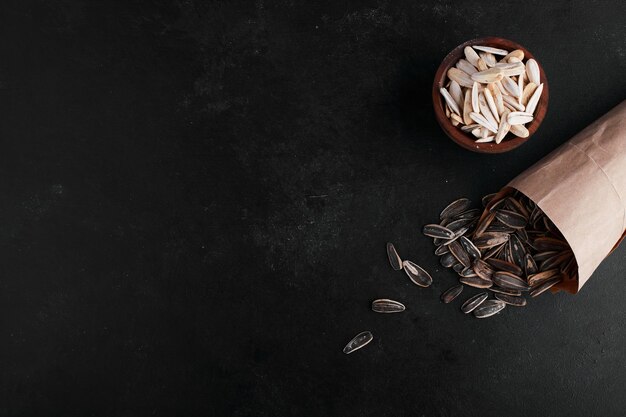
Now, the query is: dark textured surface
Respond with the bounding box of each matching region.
[1,1,625,416]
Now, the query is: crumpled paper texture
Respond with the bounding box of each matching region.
[508,100,626,293]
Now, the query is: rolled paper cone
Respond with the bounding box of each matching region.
[490,100,626,293]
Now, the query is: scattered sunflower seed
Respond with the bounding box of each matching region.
[441,284,464,303]
[372,299,406,313]
[386,242,403,270]
[403,260,433,287]
[343,331,373,354]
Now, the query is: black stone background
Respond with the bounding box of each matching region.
[1,1,625,416]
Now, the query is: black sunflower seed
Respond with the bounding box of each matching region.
[494,293,527,307]
[493,271,530,291]
[472,259,495,281]
[489,286,522,296]
[441,284,464,303]
[440,253,456,268]
[530,277,562,297]
[524,253,539,276]
[461,292,489,314]
[386,242,402,270]
[434,245,450,256]
[459,236,481,259]
[495,209,528,229]
[482,193,497,207]
[533,237,569,251]
[527,269,560,287]
[440,198,472,220]
[474,212,496,238]
[423,224,455,239]
[403,260,433,287]
[474,232,509,249]
[486,258,523,276]
[459,276,493,289]
[454,209,480,220]
[449,240,471,268]
[473,299,506,318]
[372,299,406,313]
[508,234,526,267]
[459,266,478,277]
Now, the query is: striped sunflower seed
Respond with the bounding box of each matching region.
[440,253,457,268]
[459,236,481,259]
[472,258,495,281]
[449,240,471,268]
[495,209,527,229]
[441,284,464,303]
[435,245,450,256]
[486,258,523,276]
[372,299,406,313]
[473,299,506,318]
[474,232,509,249]
[423,224,455,239]
[530,276,562,297]
[460,276,493,289]
[386,242,402,270]
[527,269,560,287]
[403,260,433,287]
[524,253,539,276]
[461,292,489,314]
[343,331,373,354]
[494,293,527,307]
[489,286,522,296]
[440,198,473,220]
[493,271,530,291]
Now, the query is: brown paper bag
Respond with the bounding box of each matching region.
[486,100,626,294]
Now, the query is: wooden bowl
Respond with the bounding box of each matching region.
[432,37,549,153]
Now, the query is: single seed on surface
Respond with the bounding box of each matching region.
[343,331,373,354]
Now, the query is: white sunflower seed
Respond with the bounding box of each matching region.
[447,67,473,88]
[476,58,488,71]
[440,87,461,115]
[490,84,505,115]
[495,110,511,144]
[471,67,504,84]
[507,111,534,125]
[475,136,494,143]
[501,75,520,97]
[478,92,498,129]
[464,46,480,67]
[483,87,500,123]
[473,45,508,55]
[502,94,525,111]
[509,123,529,138]
[525,83,544,115]
[494,62,525,76]
[526,58,540,85]
[463,90,473,125]
[479,52,496,67]
[460,123,479,132]
[520,82,538,106]
[502,49,524,62]
[456,58,478,75]
[470,112,498,133]
[471,82,480,112]
[449,80,463,109]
